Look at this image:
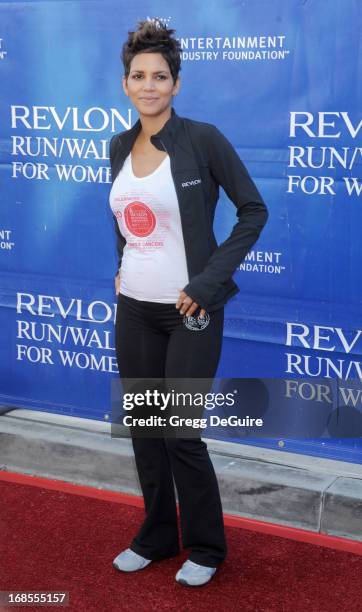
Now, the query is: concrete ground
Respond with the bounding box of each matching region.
[1,408,361,541]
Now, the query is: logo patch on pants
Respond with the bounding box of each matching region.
[183,312,210,331]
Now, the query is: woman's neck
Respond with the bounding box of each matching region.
[138,106,172,143]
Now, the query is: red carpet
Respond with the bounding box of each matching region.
[1,474,362,612]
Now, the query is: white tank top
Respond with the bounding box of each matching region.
[109,151,189,303]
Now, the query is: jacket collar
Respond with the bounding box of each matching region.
[117,106,181,156]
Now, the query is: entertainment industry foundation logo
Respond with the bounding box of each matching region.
[239,250,285,274]
[183,312,210,331]
[0,229,15,250]
[145,17,289,62]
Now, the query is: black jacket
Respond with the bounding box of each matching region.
[109,106,268,312]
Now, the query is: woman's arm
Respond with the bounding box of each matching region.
[109,135,127,289]
[113,215,126,295]
[113,214,126,279]
[182,124,269,308]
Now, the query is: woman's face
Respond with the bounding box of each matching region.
[122,52,180,117]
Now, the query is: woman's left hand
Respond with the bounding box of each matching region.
[176,289,206,318]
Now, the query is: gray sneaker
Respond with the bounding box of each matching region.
[175,560,217,586]
[113,548,152,572]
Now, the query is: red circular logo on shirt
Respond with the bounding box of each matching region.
[124,201,156,237]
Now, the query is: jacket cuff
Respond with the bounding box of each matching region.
[182,275,222,310]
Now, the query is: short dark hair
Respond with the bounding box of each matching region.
[121,18,182,84]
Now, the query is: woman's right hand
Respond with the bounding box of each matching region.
[115,273,121,296]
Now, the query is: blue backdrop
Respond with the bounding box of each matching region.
[1,1,361,461]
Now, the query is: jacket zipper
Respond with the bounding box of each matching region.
[158,137,192,284]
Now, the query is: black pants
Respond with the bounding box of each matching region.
[115,292,227,568]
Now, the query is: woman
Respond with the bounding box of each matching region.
[109,18,268,587]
